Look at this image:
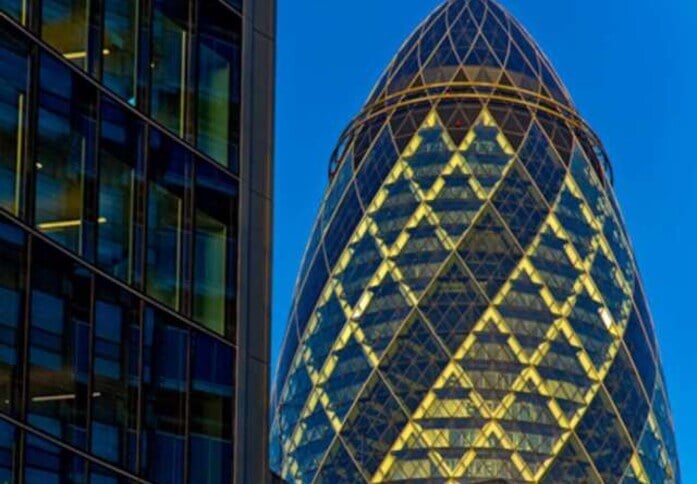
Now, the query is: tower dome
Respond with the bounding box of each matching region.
[271,1,680,482]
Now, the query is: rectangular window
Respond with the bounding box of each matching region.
[146,130,190,310]
[142,307,188,484]
[189,332,234,483]
[196,1,241,171]
[194,161,238,337]
[27,239,92,449]
[0,218,25,417]
[0,23,29,214]
[35,52,97,254]
[91,280,140,473]
[41,0,89,70]
[151,0,188,136]
[103,0,138,103]
[98,99,140,282]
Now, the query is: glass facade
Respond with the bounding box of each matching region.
[270,0,680,482]
[0,0,274,480]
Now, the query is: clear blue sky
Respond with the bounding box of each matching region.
[273,0,697,477]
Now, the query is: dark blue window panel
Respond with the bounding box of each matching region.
[604,346,649,442]
[461,124,512,191]
[0,217,24,417]
[371,177,419,247]
[570,147,606,219]
[567,292,613,371]
[407,125,453,190]
[603,213,634,284]
[491,162,547,249]
[337,234,382,307]
[428,172,482,240]
[297,233,323,302]
[638,421,671,484]
[393,219,450,295]
[541,434,598,483]
[387,44,420,94]
[357,273,411,357]
[353,115,388,167]
[419,10,447,65]
[423,33,459,85]
[633,283,658,356]
[529,231,580,303]
[518,123,565,204]
[320,336,373,422]
[25,432,86,482]
[296,254,329,336]
[324,184,363,268]
[0,419,16,481]
[624,309,656,396]
[324,150,354,230]
[451,7,480,63]
[536,111,573,165]
[289,405,334,481]
[482,13,508,62]
[315,440,366,484]
[356,129,398,207]
[379,317,448,412]
[590,251,629,325]
[274,320,299,402]
[389,102,431,152]
[190,331,234,483]
[458,205,523,299]
[575,389,633,483]
[341,375,408,477]
[488,102,532,152]
[278,362,312,445]
[652,381,679,476]
[464,34,499,68]
[304,293,346,373]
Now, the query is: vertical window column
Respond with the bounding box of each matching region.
[193,161,238,337]
[34,52,97,256]
[145,130,191,311]
[41,0,89,70]
[150,0,189,137]
[102,0,138,105]
[195,1,241,171]
[27,239,92,450]
[97,99,142,283]
[0,24,29,215]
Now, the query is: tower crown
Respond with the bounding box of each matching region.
[367,0,574,110]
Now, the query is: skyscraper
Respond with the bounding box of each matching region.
[0,0,274,482]
[270,0,679,482]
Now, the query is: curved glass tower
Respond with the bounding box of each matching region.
[271,0,680,482]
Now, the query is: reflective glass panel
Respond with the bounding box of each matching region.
[91,280,139,473]
[151,0,188,135]
[28,239,91,449]
[41,0,89,70]
[35,52,97,254]
[141,307,188,484]
[98,99,140,282]
[194,161,237,336]
[146,131,190,310]
[103,0,138,103]
[0,0,27,24]
[0,414,18,481]
[196,1,241,171]
[189,331,234,483]
[0,24,28,214]
[0,218,25,416]
[25,431,86,482]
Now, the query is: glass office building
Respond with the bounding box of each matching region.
[271,0,680,482]
[0,0,274,481]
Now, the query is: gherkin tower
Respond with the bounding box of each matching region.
[270,0,680,482]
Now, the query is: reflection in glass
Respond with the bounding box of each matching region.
[194,162,237,336]
[196,2,241,170]
[35,53,97,254]
[28,240,91,449]
[0,0,27,24]
[103,0,138,103]
[189,332,233,483]
[146,131,189,310]
[142,308,188,484]
[151,0,187,135]
[98,100,139,282]
[41,0,89,69]
[91,281,139,473]
[0,26,28,214]
[0,220,25,416]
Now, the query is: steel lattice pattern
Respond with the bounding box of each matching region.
[270,0,680,482]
